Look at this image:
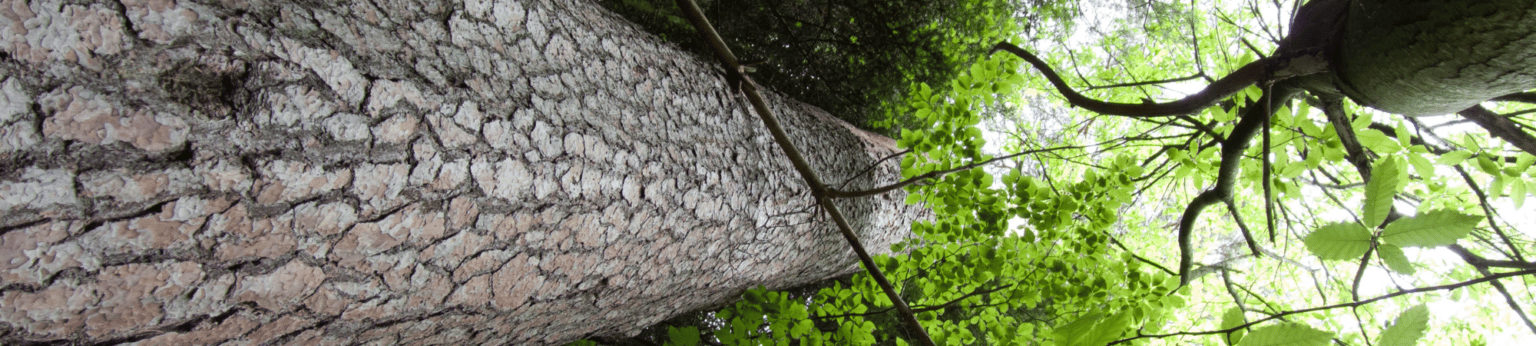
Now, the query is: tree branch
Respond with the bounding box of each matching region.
[828,145,1085,198]
[673,1,934,345]
[1459,104,1536,157]
[989,42,1275,117]
[1176,83,1301,285]
[1110,268,1536,345]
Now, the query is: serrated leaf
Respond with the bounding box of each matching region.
[1436,150,1472,166]
[1377,243,1415,274]
[1381,210,1483,247]
[1220,307,1248,346]
[1364,156,1403,227]
[1358,129,1403,153]
[1478,155,1502,175]
[1304,223,1373,260]
[667,326,701,346]
[1378,305,1430,346]
[1235,323,1333,346]
[1408,154,1435,179]
[1513,178,1528,208]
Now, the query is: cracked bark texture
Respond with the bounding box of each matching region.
[0,0,926,344]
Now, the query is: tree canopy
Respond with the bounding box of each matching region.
[582,0,1536,345]
[597,0,1068,129]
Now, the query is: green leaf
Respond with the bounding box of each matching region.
[1408,153,1435,179]
[1377,243,1415,274]
[1303,223,1373,260]
[667,326,701,346]
[1380,210,1483,247]
[1477,155,1501,175]
[1436,150,1472,166]
[1512,178,1528,208]
[1234,323,1333,346]
[1378,305,1430,346]
[1357,129,1403,153]
[1363,156,1403,227]
[1220,307,1248,346]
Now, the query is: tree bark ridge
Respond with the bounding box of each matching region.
[0,0,925,344]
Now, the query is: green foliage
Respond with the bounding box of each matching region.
[1379,211,1483,247]
[1302,223,1372,260]
[1220,307,1248,346]
[1378,305,1431,346]
[593,1,1536,345]
[667,326,701,346]
[1233,323,1332,346]
[597,0,1067,129]
[1363,155,1404,227]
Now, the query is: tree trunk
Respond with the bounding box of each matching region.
[1335,0,1536,116]
[0,0,924,344]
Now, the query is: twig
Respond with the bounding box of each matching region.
[1108,268,1536,345]
[673,1,934,345]
[828,144,1084,198]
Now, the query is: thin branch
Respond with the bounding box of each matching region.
[1109,236,1178,276]
[1492,92,1536,104]
[828,145,1085,198]
[673,1,934,345]
[1085,74,1208,91]
[1447,245,1536,335]
[838,149,911,190]
[989,42,1274,117]
[1452,166,1527,262]
[1109,268,1536,345]
[1223,199,1262,257]
[1459,104,1536,156]
[1176,83,1301,285]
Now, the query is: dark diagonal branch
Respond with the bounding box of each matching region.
[989,42,1276,117]
[1446,245,1536,335]
[1176,83,1301,285]
[1459,104,1536,156]
[1223,199,1262,257]
[673,1,934,345]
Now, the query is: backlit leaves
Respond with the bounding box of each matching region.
[1380,210,1482,247]
[1378,305,1430,346]
[1233,323,1332,346]
[1303,223,1372,260]
[1363,155,1403,227]
[1220,307,1248,346]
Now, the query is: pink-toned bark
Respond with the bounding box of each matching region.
[0,0,922,344]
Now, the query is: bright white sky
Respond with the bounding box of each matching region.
[978,0,1536,344]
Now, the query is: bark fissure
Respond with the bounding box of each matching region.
[0,0,925,344]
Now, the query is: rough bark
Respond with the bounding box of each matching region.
[1334,0,1536,116]
[0,0,925,344]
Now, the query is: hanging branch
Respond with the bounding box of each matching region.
[671,1,936,345]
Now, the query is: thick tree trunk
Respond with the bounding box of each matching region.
[0,0,924,344]
[1335,0,1536,116]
